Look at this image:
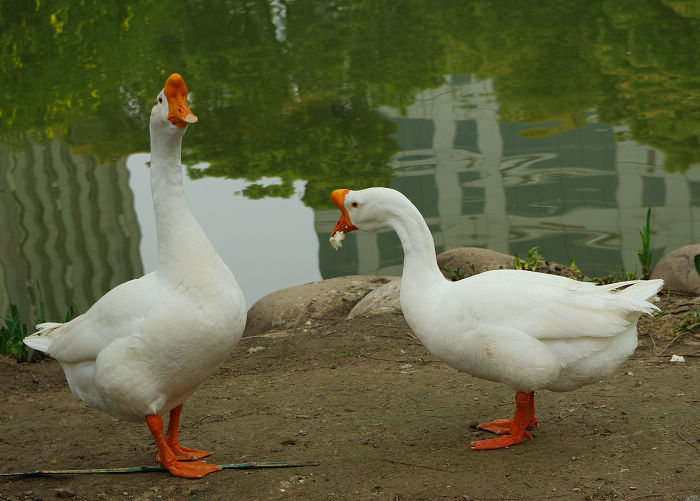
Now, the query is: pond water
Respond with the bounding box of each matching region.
[2,1,700,319]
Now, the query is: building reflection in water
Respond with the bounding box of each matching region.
[316,75,700,279]
[0,138,143,319]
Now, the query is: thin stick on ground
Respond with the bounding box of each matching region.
[657,331,687,355]
[677,425,699,450]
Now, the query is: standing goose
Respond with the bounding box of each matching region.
[24,74,246,477]
[330,187,663,450]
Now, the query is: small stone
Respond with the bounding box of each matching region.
[55,488,76,498]
[571,488,582,492]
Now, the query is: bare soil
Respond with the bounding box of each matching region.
[1,294,699,501]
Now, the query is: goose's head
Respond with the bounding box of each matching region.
[150,73,198,131]
[331,187,403,238]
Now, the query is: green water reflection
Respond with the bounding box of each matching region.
[2,0,700,316]
[4,1,699,179]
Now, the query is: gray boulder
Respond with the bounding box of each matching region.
[347,278,401,319]
[244,276,396,337]
[650,244,700,294]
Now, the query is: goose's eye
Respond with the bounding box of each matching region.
[159,97,163,103]
[351,202,359,208]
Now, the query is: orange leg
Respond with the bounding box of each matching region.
[471,391,537,450]
[158,404,211,461]
[476,391,538,435]
[146,413,220,478]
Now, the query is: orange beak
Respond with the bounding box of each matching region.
[164,73,198,128]
[330,189,358,235]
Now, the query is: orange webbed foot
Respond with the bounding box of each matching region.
[477,415,538,435]
[155,403,213,462]
[472,391,537,450]
[157,445,212,462]
[162,459,221,478]
[471,431,532,450]
[476,418,512,435]
[171,444,212,460]
[146,412,220,479]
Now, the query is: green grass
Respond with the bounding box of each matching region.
[679,306,700,332]
[510,246,544,272]
[0,287,75,362]
[0,304,31,362]
[592,266,639,285]
[440,260,475,281]
[637,207,652,280]
[593,208,654,284]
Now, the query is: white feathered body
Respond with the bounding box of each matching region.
[335,187,663,395]
[24,89,246,422]
[29,263,244,422]
[401,269,660,393]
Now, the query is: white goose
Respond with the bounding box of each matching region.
[24,74,246,477]
[330,187,663,450]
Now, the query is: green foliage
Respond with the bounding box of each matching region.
[637,208,653,279]
[590,208,655,283]
[440,261,476,282]
[569,258,582,276]
[0,288,75,362]
[3,0,700,207]
[679,306,700,332]
[510,247,545,272]
[694,254,700,279]
[333,349,352,359]
[592,266,638,285]
[0,304,30,362]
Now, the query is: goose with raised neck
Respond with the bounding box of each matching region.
[24,74,246,478]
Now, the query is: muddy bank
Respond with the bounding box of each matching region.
[1,289,699,500]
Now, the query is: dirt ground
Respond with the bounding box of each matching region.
[1,293,698,501]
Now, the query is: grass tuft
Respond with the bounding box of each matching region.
[0,285,75,362]
[509,246,544,272]
[637,207,652,279]
[0,304,30,362]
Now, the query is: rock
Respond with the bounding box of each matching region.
[437,246,584,280]
[244,276,395,337]
[347,278,401,319]
[436,247,514,280]
[650,244,700,294]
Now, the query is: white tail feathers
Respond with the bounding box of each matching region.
[35,322,63,331]
[605,279,664,315]
[23,323,63,353]
[23,334,52,352]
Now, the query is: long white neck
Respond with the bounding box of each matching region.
[149,123,214,275]
[389,200,445,288]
